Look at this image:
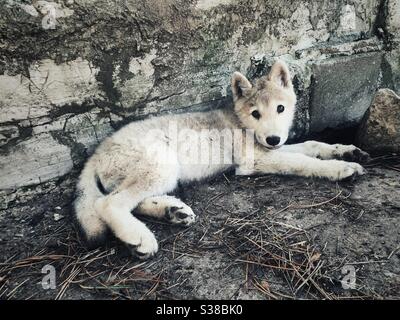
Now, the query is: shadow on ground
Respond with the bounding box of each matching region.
[0,156,399,299]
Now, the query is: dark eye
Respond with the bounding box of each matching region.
[251,110,261,119]
[277,105,285,113]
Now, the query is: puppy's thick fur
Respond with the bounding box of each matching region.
[75,60,369,259]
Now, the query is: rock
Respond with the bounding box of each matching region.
[53,213,64,221]
[63,109,114,156]
[309,52,382,133]
[114,49,158,108]
[386,0,400,39]
[383,48,400,93]
[0,125,19,147]
[0,58,102,122]
[356,89,400,153]
[0,133,73,189]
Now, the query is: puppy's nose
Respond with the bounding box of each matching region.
[266,136,280,146]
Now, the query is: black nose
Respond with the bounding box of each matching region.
[266,136,280,146]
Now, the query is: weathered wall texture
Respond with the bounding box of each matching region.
[1,0,399,189]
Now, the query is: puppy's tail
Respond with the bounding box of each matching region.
[74,162,107,247]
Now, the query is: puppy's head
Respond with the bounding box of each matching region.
[231,60,296,149]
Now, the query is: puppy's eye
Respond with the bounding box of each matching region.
[251,110,261,119]
[277,105,285,113]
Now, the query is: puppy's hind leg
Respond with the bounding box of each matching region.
[75,203,108,248]
[95,190,159,259]
[95,165,179,259]
[135,195,196,226]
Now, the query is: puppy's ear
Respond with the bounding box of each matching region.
[267,60,292,88]
[231,72,252,101]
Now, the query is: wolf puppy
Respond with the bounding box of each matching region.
[75,60,368,259]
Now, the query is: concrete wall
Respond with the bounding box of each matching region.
[1,0,399,189]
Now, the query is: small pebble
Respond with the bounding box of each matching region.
[53,213,64,221]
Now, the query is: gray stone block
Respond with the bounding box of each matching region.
[309,52,383,132]
[0,133,73,189]
[383,47,400,93]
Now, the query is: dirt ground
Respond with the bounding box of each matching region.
[0,155,399,300]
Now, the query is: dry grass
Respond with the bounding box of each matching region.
[0,226,167,300]
[365,154,400,172]
[218,209,376,299]
[0,205,388,300]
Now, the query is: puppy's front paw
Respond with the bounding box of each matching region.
[334,161,366,181]
[165,205,196,226]
[127,228,158,260]
[334,144,370,164]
